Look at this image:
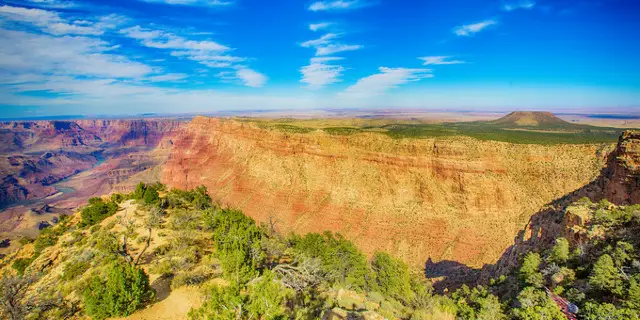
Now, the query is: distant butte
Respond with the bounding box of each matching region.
[491,111,570,126]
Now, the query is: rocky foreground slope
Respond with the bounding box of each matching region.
[162,117,613,268]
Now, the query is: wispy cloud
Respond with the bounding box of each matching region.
[217,68,267,87]
[122,25,229,51]
[453,20,498,36]
[146,73,188,82]
[309,22,332,32]
[141,0,233,7]
[342,67,432,97]
[308,0,368,12]
[301,33,362,56]
[0,27,153,78]
[502,0,536,11]
[0,5,119,35]
[300,57,345,88]
[24,0,76,9]
[419,56,466,65]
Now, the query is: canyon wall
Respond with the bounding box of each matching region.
[162,117,612,268]
[0,119,185,207]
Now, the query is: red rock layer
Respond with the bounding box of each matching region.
[162,117,607,268]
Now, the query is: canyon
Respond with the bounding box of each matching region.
[0,119,185,250]
[1,113,633,277]
[162,116,614,269]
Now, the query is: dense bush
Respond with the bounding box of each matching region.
[79,197,118,227]
[292,232,372,291]
[207,208,264,284]
[371,252,413,301]
[83,261,154,319]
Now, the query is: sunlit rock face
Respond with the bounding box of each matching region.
[162,116,608,268]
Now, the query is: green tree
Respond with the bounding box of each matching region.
[512,287,565,320]
[371,252,413,301]
[143,188,159,204]
[582,302,640,320]
[83,261,154,320]
[292,232,372,291]
[589,254,624,296]
[188,284,245,320]
[133,182,147,200]
[626,275,640,311]
[208,209,264,284]
[80,198,118,227]
[549,238,570,265]
[246,271,291,319]
[520,253,544,288]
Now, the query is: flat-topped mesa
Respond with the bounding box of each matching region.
[491,111,570,126]
[600,130,640,204]
[162,116,607,269]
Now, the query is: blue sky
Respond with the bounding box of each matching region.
[0,0,639,118]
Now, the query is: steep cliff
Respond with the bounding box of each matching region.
[162,117,611,268]
[478,130,640,282]
[600,130,640,204]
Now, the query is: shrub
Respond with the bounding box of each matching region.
[208,209,264,284]
[143,188,159,205]
[133,182,147,200]
[520,253,544,288]
[80,199,118,227]
[83,261,154,319]
[292,232,372,291]
[61,260,90,281]
[371,252,413,301]
[12,258,32,276]
[549,238,570,265]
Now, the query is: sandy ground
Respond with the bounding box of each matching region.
[114,286,202,320]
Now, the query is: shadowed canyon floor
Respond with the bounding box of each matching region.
[162,116,616,269]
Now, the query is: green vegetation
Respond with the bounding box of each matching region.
[83,261,154,320]
[4,184,640,319]
[79,197,118,227]
[252,117,623,145]
[323,126,362,135]
[383,122,622,145]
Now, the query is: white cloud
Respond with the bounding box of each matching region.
[316,44,362,56]
[141,0,233,6]
[122,26,229,51]
[342,67,433,97]
[300,57,345,88]
[146,73,188,82]
[301,33,362,56]
[419,56,466,65]
[309,22,332,32]
[0,28,152,78]
[122,26,237,68]
[502,0,536,11]
[301,33,339,48]
[308,0,364,11]
[234,68,268,88]
[310,56,344,63]
[0,5,122,35]
[24,0,75,9]
[453,20,498,36]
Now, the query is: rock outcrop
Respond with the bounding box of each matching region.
[476,130,640,284]
[162,117,610,268]
[600,130,640,204]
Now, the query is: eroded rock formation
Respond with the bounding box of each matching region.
[162,117,611,268]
